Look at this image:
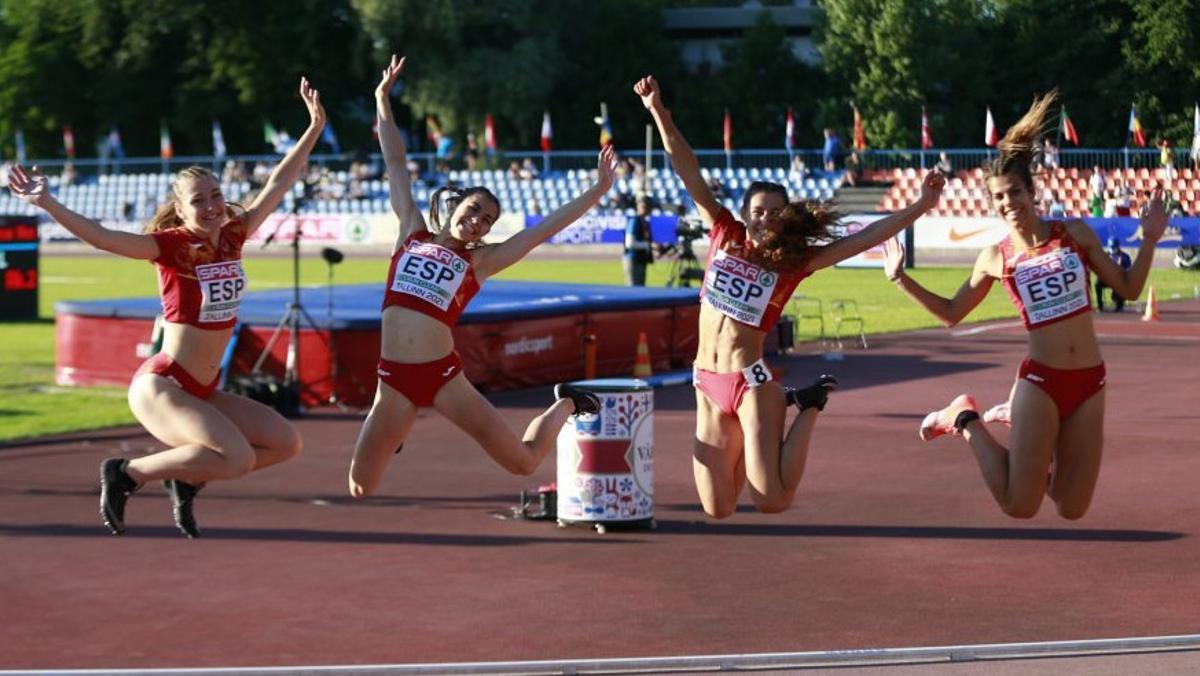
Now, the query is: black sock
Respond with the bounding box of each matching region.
[954,410,980,433]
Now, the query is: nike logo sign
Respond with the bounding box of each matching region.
[948,226,991,241]
[441,366,457,377]
[377,370,390,377]
[1024,373,1045,382]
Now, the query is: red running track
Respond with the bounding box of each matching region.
[2,302,1199,670]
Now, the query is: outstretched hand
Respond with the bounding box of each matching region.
[5,164,50,208]
[633,75,663,112]
[1139,186,1168,243]
[300,76,326,129]
[883,238,906,281]
[376,54,405,101]
[917,169,946,208]
[595,144,618,191]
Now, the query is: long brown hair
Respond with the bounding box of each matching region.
[986,89,1059,191]
[730,199,840,271]
[427,184,500,247]
[142,166,243,233]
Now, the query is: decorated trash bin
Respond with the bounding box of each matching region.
[555,378,654,530]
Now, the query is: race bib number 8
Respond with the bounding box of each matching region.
[703,250,778,327]
[740,358,774,388]
[391,242,469,311]
[1014,248,1089,325]
[196,261,246,323]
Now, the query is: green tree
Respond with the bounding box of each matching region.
[1121,0,1199,147]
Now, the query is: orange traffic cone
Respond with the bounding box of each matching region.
[1142,285,1159,322]
[633,332,652,378]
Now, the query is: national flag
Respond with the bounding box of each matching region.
[425,115,442,142]
[1060,106,1080,146]
[1191,103,1199,162]
[921,107,933,150]
[211,120,226,158]
[722,109,732,153]
[15,129,26,164]
[1128,104,1146,147]
[595,102,613,147]
[159,122,173,159]
[322,124,341,154]
[484,114,497,153]
[985,107,998,147]
[852,106,867,151]
[540,111,553,153]
[263,120,279,150]
[63,126,76,159]
[108,127,125,159]
[784,107,795,152]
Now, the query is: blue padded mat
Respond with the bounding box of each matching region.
[55,280,701,329]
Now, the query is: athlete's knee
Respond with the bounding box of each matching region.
[703,502,736,519]
[278,425,303,460]
[214,445,257,479]
[1055,498,1091,521]
[1001,499,1040,519]
[751,492,793,514]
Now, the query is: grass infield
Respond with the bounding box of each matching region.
[1,254,1195,443]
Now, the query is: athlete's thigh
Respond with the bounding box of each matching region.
[1006,379,1059,507]
[433,374,521,452]
[692,390,744,489]
[736,382,786,488]
[128,375,250,452]
[207,389,299,451]
[1051,389,1105,514]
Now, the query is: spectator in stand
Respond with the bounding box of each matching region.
[526,197,542,215]
[935,152,953,175]
[822,128,842,172]
[1159,139,1176,184]
[1114,179,1132,216]
[1088,164,1106,200]
[406,159,422,186]
[706,176,727,201]
[843,151,863,187]
[520,158,538,180]
[60,162,78,187]
[1041,138,1059,170]
[507,160,522,180]
[1094,237,1132,312]
[1089,192,1104,217]
[789,155,810,181]
[1045,190,1066,217]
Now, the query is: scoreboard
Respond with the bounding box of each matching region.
[0,216,39,319]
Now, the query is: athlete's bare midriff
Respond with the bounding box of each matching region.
[380,305,456,362]
[159,321,235,384]
[695,305,767,372]
[1025,312,1103,368]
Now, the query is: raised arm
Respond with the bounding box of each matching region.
[1075,190,1166,300]
[473,146,618,279]
[6,164,157,260]
[884,238,997,327]
[376,54,427,249]
[634,75,723,225]
[242,77,326,236]
[804,170,945,273]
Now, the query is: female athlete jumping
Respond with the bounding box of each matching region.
[882,90,1167,519]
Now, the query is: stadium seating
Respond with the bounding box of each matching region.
[0,165,841,224]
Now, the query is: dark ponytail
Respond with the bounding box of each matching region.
[427,184,501,246]
[986,89,1059,191]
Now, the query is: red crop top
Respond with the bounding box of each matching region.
[382,231,480,327]
[150,219,248,330]
[998,220,1093,330]
[700,208,810,332]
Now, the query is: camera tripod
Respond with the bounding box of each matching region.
[665,245,704,287]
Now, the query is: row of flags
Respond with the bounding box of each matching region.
[9,104,1200,161]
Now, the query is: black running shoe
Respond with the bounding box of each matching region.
[554,383,601,415]
[100,458,139,535]
[786,374,839,411]
[164,480,203,539]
